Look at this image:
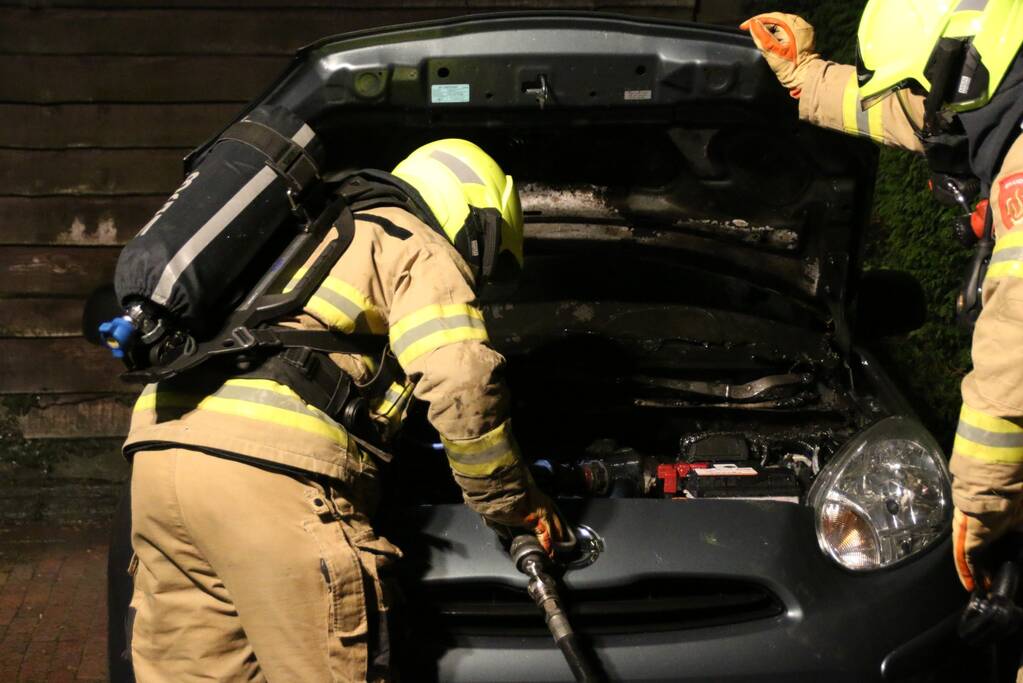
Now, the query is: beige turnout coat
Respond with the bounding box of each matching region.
[126,204,537,523]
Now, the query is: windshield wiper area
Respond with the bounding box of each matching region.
[631,372,819,410]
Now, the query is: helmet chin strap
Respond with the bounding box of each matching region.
[922,37,967,136]
[463,207,503,285]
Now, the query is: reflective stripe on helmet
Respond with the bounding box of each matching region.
[953,403,1023,462]
[443,419,521,476]
[389,303,489,367]
[429,149,486,185]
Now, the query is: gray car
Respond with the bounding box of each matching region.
[107,12,985,682]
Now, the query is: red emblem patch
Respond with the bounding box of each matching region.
[998,172,1023,232]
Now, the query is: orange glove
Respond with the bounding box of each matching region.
[952,507,1018,592]
[486,488,568,558]
[739,13,820,98]
[523,490,568,556]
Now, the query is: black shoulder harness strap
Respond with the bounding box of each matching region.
[336,169,445,235]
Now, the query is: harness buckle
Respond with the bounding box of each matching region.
[282,346,316,377]
[230,326,257,350]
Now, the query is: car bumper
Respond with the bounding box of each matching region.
[393,498,966,682]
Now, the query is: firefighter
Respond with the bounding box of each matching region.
[124,139,566,682]
[741,0,1023,605]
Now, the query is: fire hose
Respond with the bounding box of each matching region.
[508,534,604,682]
[959,539,1023,647]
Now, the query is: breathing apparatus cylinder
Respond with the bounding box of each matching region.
[101,105,325,367]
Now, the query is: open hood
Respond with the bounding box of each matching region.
[188,12,878,336]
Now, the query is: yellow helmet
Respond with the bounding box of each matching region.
[857,0,1023,112]
[392,139,523,283]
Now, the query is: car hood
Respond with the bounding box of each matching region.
[189,12,879,331]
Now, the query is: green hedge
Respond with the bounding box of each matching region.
[746,0,972,445]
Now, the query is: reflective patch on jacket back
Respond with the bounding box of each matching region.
[998,172,1023,231]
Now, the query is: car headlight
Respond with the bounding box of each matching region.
[808,416,951,571]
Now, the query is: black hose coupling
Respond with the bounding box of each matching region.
[509,535,602,682]
[960,559,1023,647]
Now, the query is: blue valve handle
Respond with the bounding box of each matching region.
[98,316,136,358]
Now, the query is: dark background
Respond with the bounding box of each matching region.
[0,0,970,522]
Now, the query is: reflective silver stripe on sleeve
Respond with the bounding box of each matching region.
[429,149,484,184]
[989,246,1023,266]
[446,441,515,466]
[390,314,486,358]
[856,99,870,136]
[310,285,366,323]
[151,165,278,306]
[956,422,1023,448]
[382,386,405,405]
[957,0,989,11]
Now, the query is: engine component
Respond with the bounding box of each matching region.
[534,442,657,498]
[633,372,813,403]
[681,433,750,462]
[535,432,834,503]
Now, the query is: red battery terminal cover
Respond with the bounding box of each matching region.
[657,462,710,495]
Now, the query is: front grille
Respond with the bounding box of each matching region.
[412,577,784,636]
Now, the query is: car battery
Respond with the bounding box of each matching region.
[684,464,801,501]
[656,460,801,502]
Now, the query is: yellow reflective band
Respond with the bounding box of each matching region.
[390,303,485,339]
[396,326,489,367]
[133,378,349,447]
[985,260,1023,281]
[842,73,861,136]
[988,231,1023,282]
[443,420,521,477]
[953,434,1023,463]
[197,396,349,445]
[954,404,1023,463]
[390,304,488,366]
[994,231,1023,253]
[285,268,386,334]
[842,73,884,142]
[960,403,1023,434]
[867,100,884,142]
[371,381,412,418]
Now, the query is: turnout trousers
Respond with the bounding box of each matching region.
[128,448,400,682]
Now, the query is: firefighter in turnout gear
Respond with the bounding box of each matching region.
[125,139,566,682]
[742,0,1023,620]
